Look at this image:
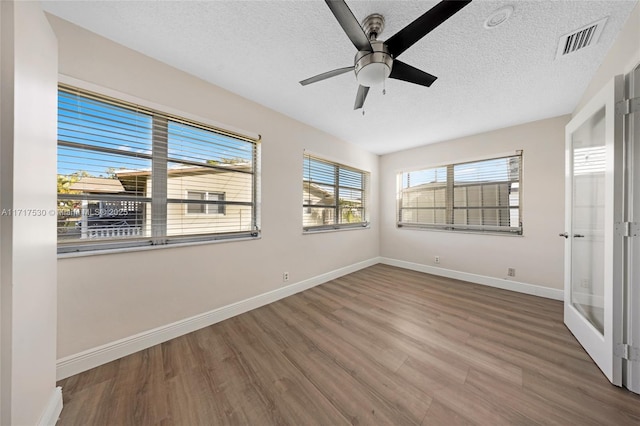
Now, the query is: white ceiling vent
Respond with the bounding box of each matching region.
[556,17,608,59]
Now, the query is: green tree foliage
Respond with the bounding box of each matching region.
[57,171,90,229]
[57,171,90,195]
[339,199,361,223]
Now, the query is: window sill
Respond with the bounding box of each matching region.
[303,224,370,235]
[57,233,261,258]
[396,225,523,237]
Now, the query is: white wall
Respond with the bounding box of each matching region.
[0,1,59,424]
[575,2,640,113]
[48,15,379,359]
[380,116,569,291]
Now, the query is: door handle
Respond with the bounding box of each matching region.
[573,234,585,238]
[559,232,569,238]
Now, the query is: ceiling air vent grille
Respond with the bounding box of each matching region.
[556,17,608,59]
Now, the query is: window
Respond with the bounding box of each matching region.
[398,153,522,234]
[57,85,259,253]
[186,191,225,215]
[303,154,369,232]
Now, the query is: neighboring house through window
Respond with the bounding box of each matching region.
[397,152,522,234]
[303,153,369,232]
[57,85,260,253]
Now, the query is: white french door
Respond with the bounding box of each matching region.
[564,75,624,385]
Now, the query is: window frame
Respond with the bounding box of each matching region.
[397,152,523,235]
[57,83,260,254]
[185,191,226,216]
[303,153,370,233]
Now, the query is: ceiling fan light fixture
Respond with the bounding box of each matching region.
[356,61,392,87]
[354,40,393,87]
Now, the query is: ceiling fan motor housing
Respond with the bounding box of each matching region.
[354,40,393,87]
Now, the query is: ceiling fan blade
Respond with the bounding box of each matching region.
[389,60,438,87]
[385,0,472,58]
[325,0,373,52]
[354,85,369,110]
[299,66,354,86]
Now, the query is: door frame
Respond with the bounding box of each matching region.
[624,64,640,393]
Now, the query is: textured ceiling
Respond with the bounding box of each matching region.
[42,0,638,154]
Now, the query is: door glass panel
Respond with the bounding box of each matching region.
[571,107,606,334]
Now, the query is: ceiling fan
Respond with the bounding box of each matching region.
[300,0,472,110]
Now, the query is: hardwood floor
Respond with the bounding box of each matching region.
[57,264,640,425]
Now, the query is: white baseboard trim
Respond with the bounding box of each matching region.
[37,386,62,426]
[380,257,564,301]
[56,257,380,380]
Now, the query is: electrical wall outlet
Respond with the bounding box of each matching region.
[434,256,440,264]
[283,272,290,282]
[507,268,516,277]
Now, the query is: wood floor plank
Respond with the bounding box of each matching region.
[57,264,640,425]
[283,345,421,425]
[421,399,476,426]
[254,299,436,424]
[331,301,524,387]
[395,355,469,394]
[428,383,514,426]
[465,334,605,384]
[281,295,410,371]
[221,315,350,425]
[55,379,114,426]
[165,365,238,426]
[463,367,595,425]
[523,368,640,425]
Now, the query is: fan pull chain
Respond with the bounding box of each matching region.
[383,67,386,95]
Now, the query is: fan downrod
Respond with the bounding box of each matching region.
[361,13,385,40]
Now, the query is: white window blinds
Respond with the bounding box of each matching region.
[57,85,260,253]
[303,154,369,231]
[398,153,522,234]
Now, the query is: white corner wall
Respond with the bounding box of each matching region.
[380,116,569,294]
[575,2,640,114]
[48,15,380,361]
[0,1,60,425]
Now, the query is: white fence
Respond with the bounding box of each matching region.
[85,227,143,239]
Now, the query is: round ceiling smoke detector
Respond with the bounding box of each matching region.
[484,6,513,29]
